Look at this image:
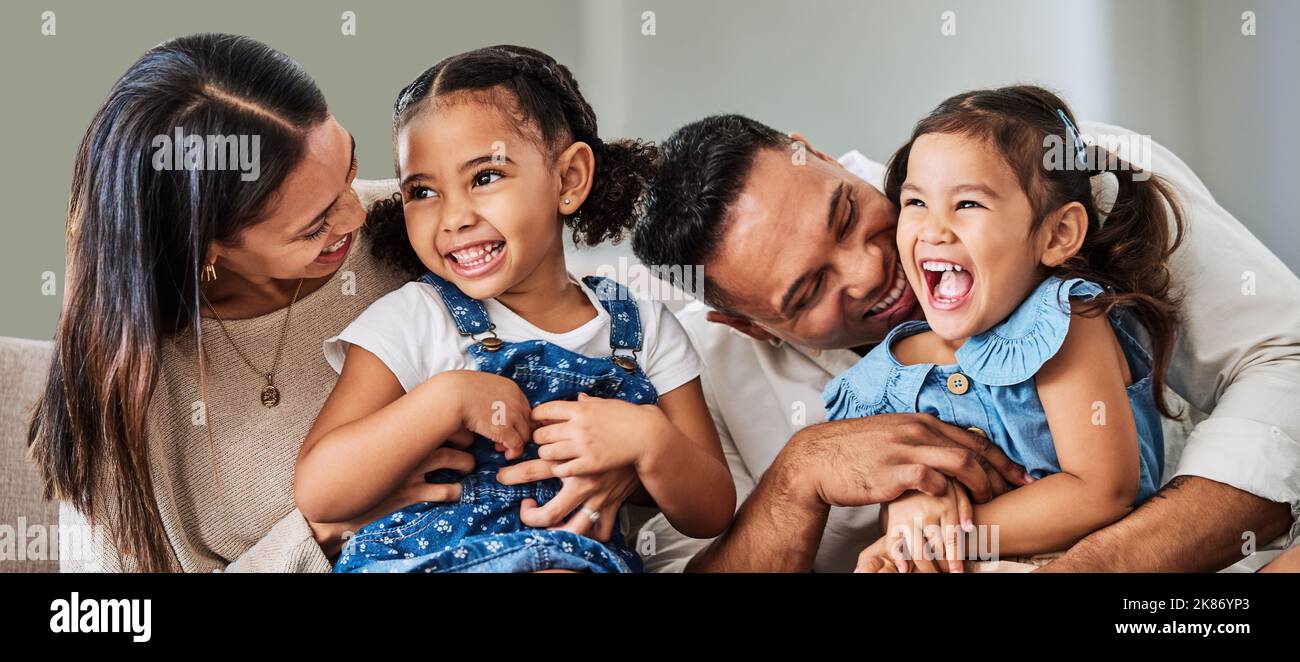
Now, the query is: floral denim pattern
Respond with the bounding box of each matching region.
[334,272,656,573]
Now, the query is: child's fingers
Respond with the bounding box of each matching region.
[537,440,579,462]
[510,400,535,436]
[552,457,596,478]
[855,550,887,573]
[532,423,568,445]
[880,554,903,573]
[855,537,894,573]
[496,459,556,485]
[955,482,974,533]
[907,521,940,574]
[407,481,461,504]
[494,425,528,460]
[531,400,577,424]
[923,523,948,573]
[942,516,963,574]
[887,530,911,573]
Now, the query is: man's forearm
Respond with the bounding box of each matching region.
[686,441,829,572]
[1039,476,1292,572]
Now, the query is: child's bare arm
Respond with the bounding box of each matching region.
[294,344,531,523]
[636,378,736,538]
[971,311,1141,556]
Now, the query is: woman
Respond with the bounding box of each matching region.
[29,33,634,572]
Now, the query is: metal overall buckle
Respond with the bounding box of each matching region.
[612,349,638,373]
[465,323,503,352]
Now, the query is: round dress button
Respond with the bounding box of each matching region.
[946,372,970,395]
[965,426,987,438]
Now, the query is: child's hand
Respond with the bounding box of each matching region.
[855,536,914,573]
[530,393,667,477]
[880,478,974,573]
[437,370,533,460]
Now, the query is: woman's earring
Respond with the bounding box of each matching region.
[563,198,571,205]
[202,262,218,283]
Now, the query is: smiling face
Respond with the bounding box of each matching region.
[708,146,913,350]
[896,132,1052,342]
[396,93,569,301]
[210,116,362,280]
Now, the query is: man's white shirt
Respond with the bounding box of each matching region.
[639,122,1300,572]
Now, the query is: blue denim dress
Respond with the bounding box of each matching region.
[822,276,1164,504]
[333,272,657,573]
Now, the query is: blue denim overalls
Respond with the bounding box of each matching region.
[333,272,657,573]
[822,276,1164,504]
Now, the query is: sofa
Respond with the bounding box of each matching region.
[0,336,57,572]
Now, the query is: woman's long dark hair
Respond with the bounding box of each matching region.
[884,85,1186,417]
[368,45,659,277]
[28,34,329,572]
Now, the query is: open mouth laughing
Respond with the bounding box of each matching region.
[920,259,974,311]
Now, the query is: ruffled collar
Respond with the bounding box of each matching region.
[952,276,1104,385]
[823,277,1106,420]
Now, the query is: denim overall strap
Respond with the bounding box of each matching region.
[581,275,644,351]
[417,271,493,336]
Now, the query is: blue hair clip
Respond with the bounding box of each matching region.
[1056,108,1089,169]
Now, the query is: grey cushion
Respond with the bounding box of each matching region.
[0,336,56,572]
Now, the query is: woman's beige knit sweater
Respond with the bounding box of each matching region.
[59,181,407,572]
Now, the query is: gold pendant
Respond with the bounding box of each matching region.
[261,374,280,407]
[613,355,638,373]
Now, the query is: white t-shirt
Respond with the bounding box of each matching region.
[323,273,702,399]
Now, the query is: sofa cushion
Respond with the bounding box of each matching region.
[0,336,56,572]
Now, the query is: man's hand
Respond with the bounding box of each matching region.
[685,413,1028,572]
[791,413,1030,509]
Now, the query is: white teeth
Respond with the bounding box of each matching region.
[450,241,504,267]
[321,235,348,254]
[921,260,966,272]
[867,269,909,315]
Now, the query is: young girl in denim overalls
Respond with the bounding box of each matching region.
[296,46,734,573]
[822,86,1186,573]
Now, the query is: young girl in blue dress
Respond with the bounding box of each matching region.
[822,86,1186,572]
[295,45,734,573]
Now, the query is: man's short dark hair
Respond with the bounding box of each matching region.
[632,114,790,313]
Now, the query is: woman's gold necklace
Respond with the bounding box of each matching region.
[200,277,304,408]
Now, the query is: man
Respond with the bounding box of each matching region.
[631,113,1300,572]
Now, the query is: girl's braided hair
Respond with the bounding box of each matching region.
[369,45,658,277]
